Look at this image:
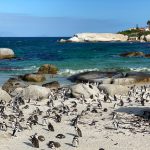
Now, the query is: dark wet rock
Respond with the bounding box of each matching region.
[2,77,27,94]
[37,64,58,75]
[145,54,150,58]
[21,73,46,82]
[120,51,145,57]
[68,71,124,83]
[42,81,60,90]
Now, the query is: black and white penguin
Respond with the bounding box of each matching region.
[31,133,39,148]
[75,126,82,137]
[72,136,79,147]
[55,114,61,123]
[12,126,18,136]
[113,120,119,130]
[56,134,66,139]
[48,122,54,131]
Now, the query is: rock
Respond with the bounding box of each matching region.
[2,78,27,94]
[98,84,129,96]
[0,88,12,102]
[42,81,60,90]
[60,33,128,42]
[112,78,137,85]
[120,51,145,57]
[38,64,58,75]
[145,34,150,42]
[125,72,150,83]
[11,87,24,96]
[71,83,100,98]
[22,85,50,100]
[145,54,150,58]
[0,48,15,59]
[68,71,123,83]
[21,74,46,82]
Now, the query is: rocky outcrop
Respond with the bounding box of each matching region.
[21,74,46,82]
[60,33,128,43]
[42,81,60,90]
[38,64,58,75]
[68,71,124,83]
[22,85,50,100]
[120,52,145,57]
[0,88,12,102]
[71,83,100,98]
[145,54,150,58]
[98,84,129,96]
[0,48,15,59]
[2,78,27,94]
[69,71,150,85]
[145,35,150,42]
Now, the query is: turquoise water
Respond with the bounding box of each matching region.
[0,37,150,84]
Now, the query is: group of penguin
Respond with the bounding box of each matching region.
[0,82,149,149]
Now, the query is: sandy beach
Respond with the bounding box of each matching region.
[0,80,149,150]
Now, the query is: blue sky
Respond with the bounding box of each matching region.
[0,0,150,37]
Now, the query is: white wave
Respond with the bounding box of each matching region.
[9,66,39,71]
[58,68,99,76]
[129,67,150,72]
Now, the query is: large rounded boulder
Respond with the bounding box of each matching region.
[0,48,15,59]
[71,83,100,98]
[38,64,58,75]
[98,84,129,96]
[0,88,12,102]
[22,85,50,100]
[2,78,27,94]
[21,74,46,82]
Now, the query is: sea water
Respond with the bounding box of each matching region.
[0,37,150,85]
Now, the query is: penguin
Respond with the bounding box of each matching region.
[141,98,145,106]
[42,118,48,126]
[119,100,124,106]
[56,134,66,139]
[55,114,61,123]
[72,115,79,127]
[2,122,7,131]
[38,135,45,142]
[31,133,39,148]
[113,120,119,130]
[75,126,82,137]
[114,95,117,101]
[112,112,117,120]
[72,136,79,147]
[26,121,32,130]
[12,126,18,136]
[47,142,56,149]
[48,122,54,131]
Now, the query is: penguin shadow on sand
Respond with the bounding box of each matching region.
[23,142,33,147]
[65,143,73,147]
[66,133,76,137]
[65,133,77,147]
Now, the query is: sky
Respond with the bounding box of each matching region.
[0,0,150,37]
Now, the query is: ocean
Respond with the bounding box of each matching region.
[0,37,150,85]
